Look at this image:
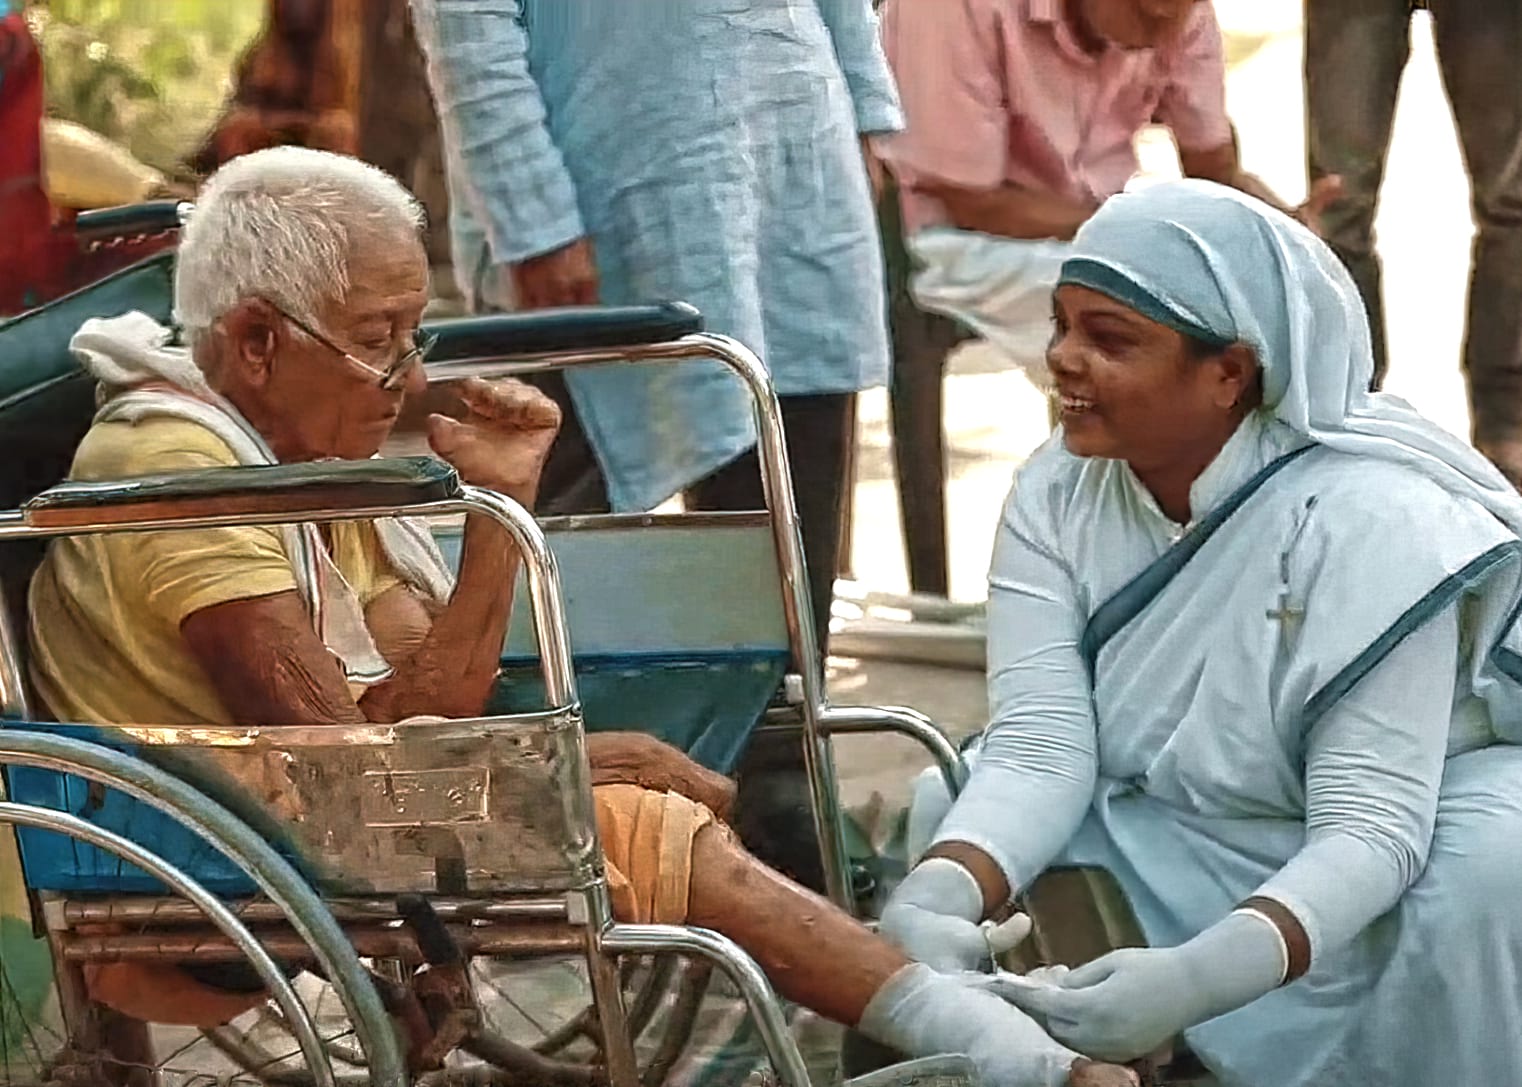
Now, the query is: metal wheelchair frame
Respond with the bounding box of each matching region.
[0,310,966,1086]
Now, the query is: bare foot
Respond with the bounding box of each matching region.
[1068,1057,1141,1087]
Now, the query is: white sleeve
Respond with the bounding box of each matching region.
[931,487,1097,896]
[1255,605,1456,964]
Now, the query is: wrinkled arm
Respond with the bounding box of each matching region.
[922,182,1097,241]
[182,591,367,726]
[928,499,1098,913]
[1251,607,1456,973]
[410,0,584,262]
[359,514,517,721]
[180,513,518,726]
[814,0,903,134]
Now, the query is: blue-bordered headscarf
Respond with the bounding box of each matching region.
[1056,179,1522,535]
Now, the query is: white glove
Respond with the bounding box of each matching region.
[879,858,1031,973]
[859,962,1082,1087]
[994,911,1288,1062]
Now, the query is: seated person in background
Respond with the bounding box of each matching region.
[875,0,1338,397]
[26,147,1137,1087]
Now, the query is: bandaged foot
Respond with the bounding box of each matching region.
[858,962,1137,1087]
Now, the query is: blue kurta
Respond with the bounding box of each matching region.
[412,0,900,511]
[932,413,1522,1086]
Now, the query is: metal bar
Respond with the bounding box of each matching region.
[0,800,335,1087]
[0,588,29,718]
[56,925,584,964]
[816,706,966,798]
[583,927,640,1087]
[0,730,408,1087]
[0,488,578,720]
[601,923,812,1087]
[59,896,570,927]
[536,509,771,532]
[424,335,854,910]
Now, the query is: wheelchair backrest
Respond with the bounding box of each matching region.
[0,250,175,509]
[0,251,177,674]
[435,513,791,774]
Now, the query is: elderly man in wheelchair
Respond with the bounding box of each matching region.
[18,148,1137,1087]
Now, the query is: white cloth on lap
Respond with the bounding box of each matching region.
[906,228,1069,389]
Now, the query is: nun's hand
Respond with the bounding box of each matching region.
[996,947,1190,1062]
[1294,175,1344,238]
[997,912,1287,1062]
[879,858,1031,972]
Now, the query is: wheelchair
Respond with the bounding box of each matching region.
[0,204,967,1087]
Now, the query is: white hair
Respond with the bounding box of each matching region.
[174,146,425,345]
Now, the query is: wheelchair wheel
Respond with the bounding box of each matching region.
[0,731,407,1087]
[199,950,713,1086]
[0,815,388,1087]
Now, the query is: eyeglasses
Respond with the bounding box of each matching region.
[265,300,435,391]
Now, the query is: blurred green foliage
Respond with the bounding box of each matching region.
[27,0,265,175]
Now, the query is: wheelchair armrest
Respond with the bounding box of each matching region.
[72,201,187,246]
[22,457,460,529]
[422,302,703,361]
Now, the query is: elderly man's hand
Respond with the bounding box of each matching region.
[586,732,737,820]
[427,378,561,508]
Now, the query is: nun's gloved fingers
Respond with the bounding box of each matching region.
[878,904,988,973]
[879,859,1033,973]
[995,913,1285,1064]
[994,948,1195,1062]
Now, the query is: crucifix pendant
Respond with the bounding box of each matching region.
[1267,497,1316,636]
[1266,588,1304,632]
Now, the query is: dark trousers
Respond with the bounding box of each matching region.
[527,373,855,891]
[1306,0,1522,448]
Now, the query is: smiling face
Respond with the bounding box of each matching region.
[1048,284,1257,480]
[210,224,430,462]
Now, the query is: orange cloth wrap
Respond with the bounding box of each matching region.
[593,784,719,925]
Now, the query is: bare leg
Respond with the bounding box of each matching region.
[685,825,1138,1086]
[687,822,900,1025]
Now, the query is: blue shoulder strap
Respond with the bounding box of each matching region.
[1080,445,1316,673]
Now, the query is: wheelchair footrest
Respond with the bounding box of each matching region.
[843,1055,980,1087]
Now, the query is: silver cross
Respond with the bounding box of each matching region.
[1266,587,1304,630]
[1267,497,1316,633]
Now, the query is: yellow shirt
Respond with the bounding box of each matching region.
[28,417,403,727]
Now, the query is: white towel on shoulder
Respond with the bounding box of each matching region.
[69,310,457,688]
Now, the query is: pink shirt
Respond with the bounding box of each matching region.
[877,0,1232,234]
